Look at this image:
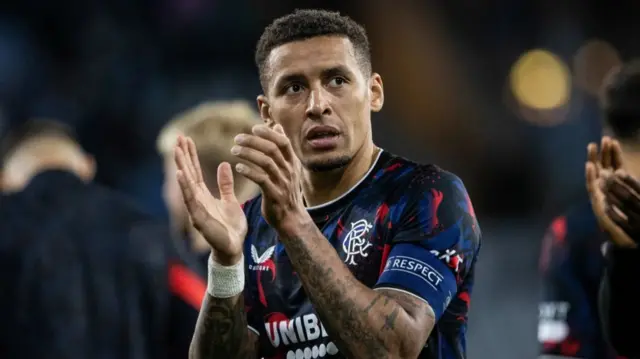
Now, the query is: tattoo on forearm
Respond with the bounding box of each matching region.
[189,294,256,359]
[281,222,435,359]
[284,235,384,358]
[364,294,389,313]
[382,291,435,330]
[383,290,434,321]
[382,308,400,331]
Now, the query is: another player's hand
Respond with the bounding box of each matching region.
[231,123,307,231]
[174,136,248,265]
[602,170,640,244]
[585,136,636,248]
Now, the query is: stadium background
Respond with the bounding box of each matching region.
[0,0,636,358]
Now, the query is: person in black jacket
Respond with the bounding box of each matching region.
[0,119,205,359]
[586,61,640,359]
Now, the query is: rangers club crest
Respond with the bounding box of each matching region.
[342,219,373,265]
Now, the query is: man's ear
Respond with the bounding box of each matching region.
[257,95,276,128]
[79,154,96,182]
[369,73,384,112]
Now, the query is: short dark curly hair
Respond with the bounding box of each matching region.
[603,60,640,141]
[255,9,372,92]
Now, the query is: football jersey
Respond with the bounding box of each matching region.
[538,201,626,359]
[241,150,482,359]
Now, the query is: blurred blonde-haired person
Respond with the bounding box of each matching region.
[157,100,260,266]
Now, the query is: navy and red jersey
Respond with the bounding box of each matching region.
[538,201,626,359]
[240,150,482,359]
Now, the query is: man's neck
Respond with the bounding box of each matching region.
[301,142,378,208]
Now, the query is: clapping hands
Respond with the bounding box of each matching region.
[586,136,639,248]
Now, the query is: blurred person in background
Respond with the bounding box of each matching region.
[157,101,260,268]
[537,200,607,359]
[537,62,640,359]
[585,61,640,359]
[0,119,204,359]
[184,9,481,359]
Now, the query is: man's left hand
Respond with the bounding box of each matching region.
[231,123,308,231]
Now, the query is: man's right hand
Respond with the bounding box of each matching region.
[174,135,248,265]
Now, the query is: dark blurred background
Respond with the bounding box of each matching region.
[0,1,637,358]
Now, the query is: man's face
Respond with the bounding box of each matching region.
[259,36,383,172]
[162,155,188,232]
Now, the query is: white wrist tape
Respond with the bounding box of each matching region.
[207,253,245,298]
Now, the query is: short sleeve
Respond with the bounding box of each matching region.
[374,169,481,320]
[538,216,605,358]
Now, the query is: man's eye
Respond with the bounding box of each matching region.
[286,84,304,94]
[329,77,346,87]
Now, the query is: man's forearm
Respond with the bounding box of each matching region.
[189,293,256,359]
[278,220,431,359]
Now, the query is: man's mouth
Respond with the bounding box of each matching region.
[306,126,340,140]
[305,126,341,150]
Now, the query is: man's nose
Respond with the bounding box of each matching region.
[305,88,331,119]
